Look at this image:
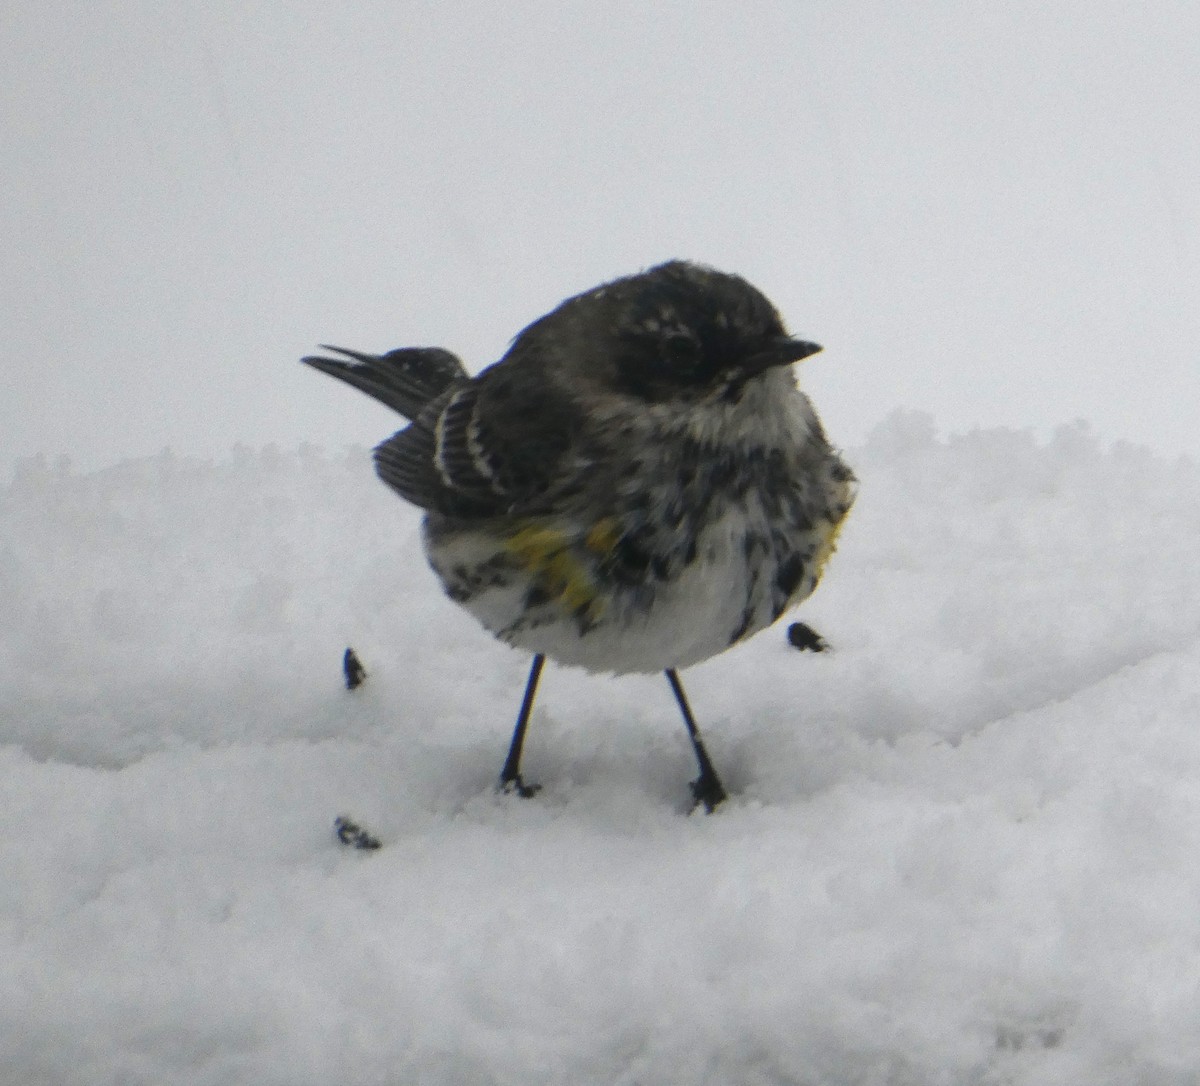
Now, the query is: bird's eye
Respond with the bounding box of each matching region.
[660,331,700,368]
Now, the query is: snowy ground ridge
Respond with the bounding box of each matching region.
[4,412,1200,1085]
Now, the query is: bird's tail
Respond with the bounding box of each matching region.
[301,344,468,421]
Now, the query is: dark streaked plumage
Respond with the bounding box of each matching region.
[303,260,855,809]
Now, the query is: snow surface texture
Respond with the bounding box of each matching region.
[4,413,1200,1085]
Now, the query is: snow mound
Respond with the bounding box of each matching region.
[3,415,1200,1084]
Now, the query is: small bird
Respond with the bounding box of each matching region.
[304,261,854,810]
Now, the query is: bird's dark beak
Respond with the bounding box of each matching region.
[741,337,823,376]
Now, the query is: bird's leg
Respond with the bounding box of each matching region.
[499,653,545,797]
[664,669,728,812]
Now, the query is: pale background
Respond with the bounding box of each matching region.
[4,1,1198,472]
[7,7,1200,1078]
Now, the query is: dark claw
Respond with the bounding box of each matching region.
[787,621,828,652]
[500,774,541,799]
[334,815,382,850]
[343,647,367,689]
[689,773,728,814]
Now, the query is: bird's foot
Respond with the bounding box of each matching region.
[334,815,382,850]
[500,774,541,799]
[689,772,728,814]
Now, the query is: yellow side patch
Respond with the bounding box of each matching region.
[504,523,606,618]
[584,517,621,555]
[505,524,570,564]
[811,514,848,586]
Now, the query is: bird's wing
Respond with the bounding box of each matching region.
[373,371,583,519]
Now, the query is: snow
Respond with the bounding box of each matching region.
[4,416,1200,1084]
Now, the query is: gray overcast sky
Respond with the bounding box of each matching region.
[4,2,1198,472]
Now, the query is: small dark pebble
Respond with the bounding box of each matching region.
[334,815,382,850]
[343,647,367,689]
[787,622,828,652]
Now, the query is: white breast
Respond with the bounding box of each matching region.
[423,370,852,674]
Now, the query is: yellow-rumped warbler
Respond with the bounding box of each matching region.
[303,260,855,810]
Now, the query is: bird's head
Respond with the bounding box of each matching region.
[596,261,821,405]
